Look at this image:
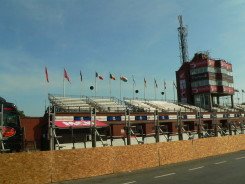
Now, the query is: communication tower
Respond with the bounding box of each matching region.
[178,15,189,64]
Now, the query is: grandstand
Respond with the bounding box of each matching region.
[48,94,244,114]
[48,94,92,112]
[145,100,190,112]
[178,103,207,112]
[90,97,126,112]
[124,99,156,112]
[48,94,127,112]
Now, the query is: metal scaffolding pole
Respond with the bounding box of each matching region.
[177,111,183,140]
[91,108,96,148]
[125,109,131,145]
[154,110,160,143]
[197,109,203,139]
[49,106,55,151]
[212,113,218,137]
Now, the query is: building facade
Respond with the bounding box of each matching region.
[176,53,234,110]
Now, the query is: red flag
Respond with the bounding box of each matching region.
[64,69,71,83]
[45,67,49,83]
[120,76,128,82]
[96,72,103,80]
[110,73,116,80]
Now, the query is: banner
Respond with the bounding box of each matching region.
[55,120,108,128]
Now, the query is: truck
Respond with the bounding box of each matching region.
[0,97,23,152]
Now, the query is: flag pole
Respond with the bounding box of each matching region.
[164,81,167,101]
[120,76,122,100]
[173,81,176,103]
[79,71,82,98]
[154,83,156,100]
[132,75,135,99]
[80,83,83,98]
[109,73,111,98]
[242,91,244,104]
[95,72,97,97]
[80,78,82,98]
[44,67,48,111]
[165,89,167,101]
[63,70,65,97]
[154,78,157,100]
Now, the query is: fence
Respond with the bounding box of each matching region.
[0,135,244,184]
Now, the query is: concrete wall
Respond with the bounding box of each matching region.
[0,135,244,184]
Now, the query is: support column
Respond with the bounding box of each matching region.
[197,110,203,138]
[231,95,234,108]
[217,96,220,105]
[177,111,183,140]
[227,112,232,135]
[212,113,218,137]
[154,110,160,143]
[91,108,96,148]
[209,94,213,111]
[125,109,131,145]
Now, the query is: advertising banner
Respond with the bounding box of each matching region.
[55,120,108,128]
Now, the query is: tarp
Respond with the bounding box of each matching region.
[55,120,108,128]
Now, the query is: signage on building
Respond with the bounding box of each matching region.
[55,120,108,128]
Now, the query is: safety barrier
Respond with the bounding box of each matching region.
[0,135,244,184]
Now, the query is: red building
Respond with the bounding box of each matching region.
[176,52,234,110]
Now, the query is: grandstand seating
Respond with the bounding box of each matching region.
[91,98,126,112]
[48,95,91,112]
[124,99,191,112]
[50,94,241,113]
[145,101,189,112]
[124,99,156,112]
[48,94,127,112]
[179,103,206,112]
[235,105,245,111]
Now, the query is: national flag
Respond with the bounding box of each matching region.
[154,78,158,88]
[64,69,71,83]
[80,70,82,82]
[164,81,166,90]
[132,75,136,86]
[45,67,49,83]
[144,78,147,88]
[120,76,128,82]
[96,72,103,80]
[110,73,116,80]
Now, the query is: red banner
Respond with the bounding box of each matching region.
[55,120,108,128]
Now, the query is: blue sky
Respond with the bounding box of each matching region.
[1,0,245,116]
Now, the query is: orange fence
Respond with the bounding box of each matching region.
[0,135,244,184]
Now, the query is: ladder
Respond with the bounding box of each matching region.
[158,125,172,142]
[181,126,195,140]
[129,128,144,144]
[95,129,108,147]
[217,125,227,136]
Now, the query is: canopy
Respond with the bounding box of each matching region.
[55,120,108,128]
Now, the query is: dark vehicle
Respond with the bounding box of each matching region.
[0,97,23,152]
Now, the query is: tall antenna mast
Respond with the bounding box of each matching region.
[178,15,189,64]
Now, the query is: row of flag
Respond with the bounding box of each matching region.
[44,67,176,89]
